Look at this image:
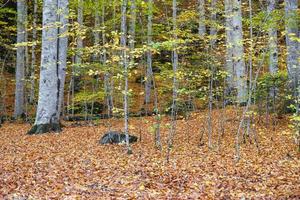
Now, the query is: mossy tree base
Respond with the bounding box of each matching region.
[27,123,62,135]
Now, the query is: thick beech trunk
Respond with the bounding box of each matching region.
[28,0,69,134]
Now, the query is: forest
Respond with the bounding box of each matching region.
[0,0,299,199]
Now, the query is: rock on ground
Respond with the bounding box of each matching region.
[99,131,138,144]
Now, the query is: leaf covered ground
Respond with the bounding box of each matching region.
[0,110,299,199]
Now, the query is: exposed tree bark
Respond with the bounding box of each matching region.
[14,0,26,118]
[129,0,136,51]
[94,0,100,53]
[57,0,69,118]
[224,0,234,93]
[101,0,113,116]
[0,53,8,124]
[268,0,278,74]
[29,0,38,104]
[285,0,299,92]
[121,0,132,154]
[167,0,178,162]
[145,0,153,112]
[74,0,84,91]
[209,0,217,47]
[28,0,68,134]
[231,0,247,104]
[198,0,206,37]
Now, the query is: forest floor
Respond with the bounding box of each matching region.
[0,109,299,199]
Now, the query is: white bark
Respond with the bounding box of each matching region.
[14,0,26,118]
[34,0,59,126]
[268,0,278,74]
[231,0,247,104]
[29,0,69,133]
[285,0,299,90]
[198,0,206,36]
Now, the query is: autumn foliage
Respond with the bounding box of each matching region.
[0,110,299,199]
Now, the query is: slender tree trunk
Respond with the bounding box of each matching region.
[28,0,68,134]
[57,0,69,118]
[129,0,136,51]
[285,0,299,92]
[0,53,8,124]
[91,0,101,118]
[268,0,278,74]
[29,0,38,104]
[245,0,254,140]
[167,0,178,162]
[94,0,100,53]
[209,0,217,47]
[224,0,234,94]
[74,0,84,91]
[101,1,113,116]
[14,0,26,118]
[145,0,153,113]
[231,0,247,104]
[198,0,206,37]
[121,0,132,154]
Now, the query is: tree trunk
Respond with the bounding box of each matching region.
[121,0,132,154]
[268,0,278,74]
[145,0,153,111]
[14,0,26,118]
[93,0,113,117]
[29,0,38,104]
[103,0,114,116]
[198,0,206,37]
[28,0,68,134]
[285,0,299,91]
[167,0,178,162]
[74,0,84,91]
[57,0,69,118]
[209,0,217,47]
[231,0,247,104]
[94,0,100,54]
[224,0,234,93]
